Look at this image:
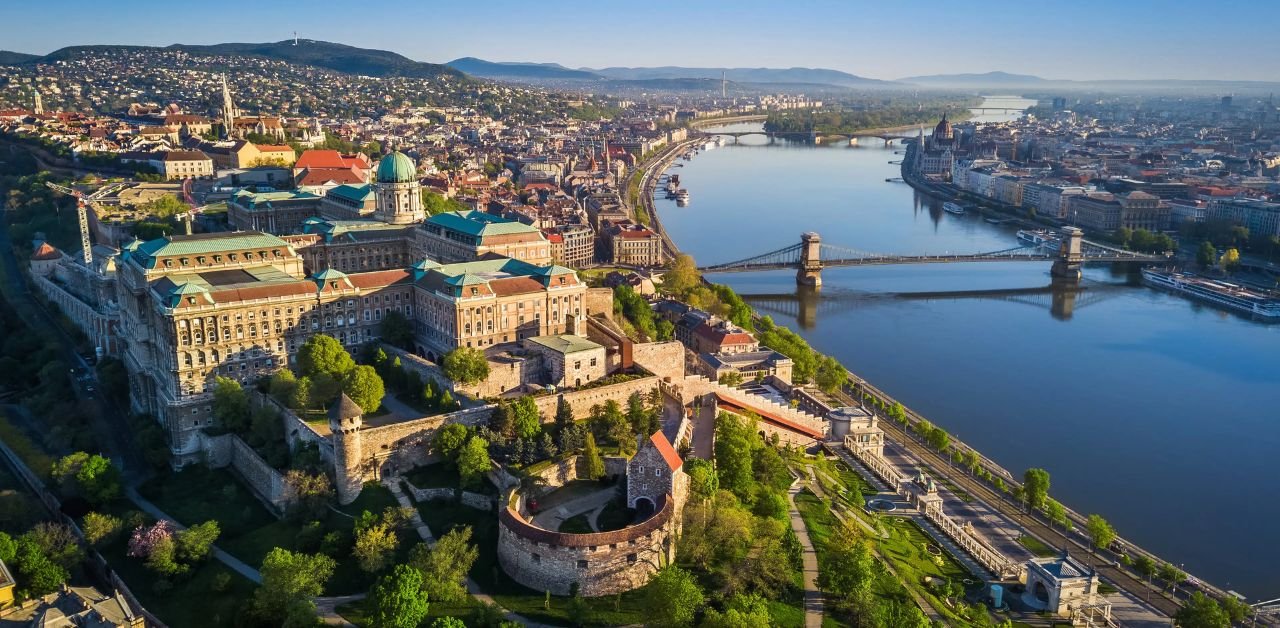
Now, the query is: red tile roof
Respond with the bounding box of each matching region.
[296,168,365,187]
[348,269,412,289]
[489,276,545,296]
[295,150,353,170]
[649,431,683,471]
[31,242,61,261]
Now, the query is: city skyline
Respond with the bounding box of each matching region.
[4,0,1280,82]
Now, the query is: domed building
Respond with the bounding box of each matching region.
[373,150,424,225]
[933,113,955,143]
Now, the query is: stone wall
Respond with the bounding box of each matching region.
[584,287,614,321]
[523,455,630,488]
[530,375,660,425]
[497,493,676,597]
[629,341,686,382]
[405,483,497,511]
[268,396,334,466]
[357,406,494,478]
[199,432,294,513]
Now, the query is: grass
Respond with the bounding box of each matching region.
[876,518,977,625]
[794,489,839,549]
[0,409,54,479]
[595,498,633,532]
[558,513,592,533]
[99,537,257,628]
[1018,534,1058,558]
[404,462,497,496]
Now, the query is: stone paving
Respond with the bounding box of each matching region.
[786,476,825,628]
[530,485,617,531]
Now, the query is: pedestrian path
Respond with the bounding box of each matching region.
[314,593,363,627]
[124,486,262,584]
[786,476,825,628]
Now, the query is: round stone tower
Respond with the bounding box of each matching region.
[373,151,424,225]
[329,393,364,505]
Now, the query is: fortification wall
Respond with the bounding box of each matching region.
[357,406,494,478]
[531,376,660,424]
[200,433,294,512]
[630,341,685,382]
[497,493,676,597]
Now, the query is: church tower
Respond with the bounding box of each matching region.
[220,74,238,139]
[373,151,424,225]
[32,89,43,116]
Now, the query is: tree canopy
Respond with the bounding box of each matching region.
[343,364,386,414]
[644,566,705,628]
[297,334,356,379]
[372,565,430,628]
[254,548,337,622]
[441,346,489,386]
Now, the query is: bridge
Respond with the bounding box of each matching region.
[698,228,1167,286]
[698,129,915,145]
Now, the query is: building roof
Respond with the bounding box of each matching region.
[134,232,291,262]
[330,393,363,421]
[297,168,366,187]
[426,210,540,238]
[31,242,62,261]
[295,150,369,170]
[163,150,210,162]
[325,183,373,203]
[648,431,683,471]
[377,151,417,183]
[526,334,602,355]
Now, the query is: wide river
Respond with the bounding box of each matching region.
[656,97,1280,599]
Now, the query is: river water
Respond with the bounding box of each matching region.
[656,97,1280,599]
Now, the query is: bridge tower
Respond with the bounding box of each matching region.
[797,232,823,287]
[1051,226,1084,281]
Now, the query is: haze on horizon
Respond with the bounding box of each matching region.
[4,0,1279,82]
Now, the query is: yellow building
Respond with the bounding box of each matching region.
[0,558,14,610]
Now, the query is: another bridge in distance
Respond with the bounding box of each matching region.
[699,129,914,144]
[698,228,1168,286]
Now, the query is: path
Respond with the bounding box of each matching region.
[124,486,262,584]
[314,593,363,627]
[531,486,616,531]
[690,400,716,459]
[786,476,824,628]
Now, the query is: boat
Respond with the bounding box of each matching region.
[1141,269,1280,320]
[943,202,966,215]
[1016,229,1061,250]
[675,189,689,202]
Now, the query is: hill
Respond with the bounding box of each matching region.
[446,57,601,80]
[27,40,465,79]
[590,65,895,87]
[0,50,39,65]
[898,71,1050,87]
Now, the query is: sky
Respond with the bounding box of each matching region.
[4,0,1279,81]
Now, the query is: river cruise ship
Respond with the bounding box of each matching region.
[1017,229,1061,251]
[1141,269,1280,321]
[942,202,965,215]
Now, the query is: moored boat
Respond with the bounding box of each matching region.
[1142,268,1280,320]
[943,202,965,215]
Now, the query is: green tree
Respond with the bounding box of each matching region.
[645,566,704,628]
[701,593,772,628]
[580,432,605,480]
[1220,247,1241,272]
[1044,499,1068,530]
[255,549,337,622]
[1196,241,1218,269]
[431,618,467,628]
[1022,468,1050,511]
[441,347,489,385]
[432,423,469,461]
[297,334,355,378]
[408,527,478,604]
[511,396,542,439]
[13,539,69,597]
[269,369,298,404]
[457,436,491,489]
[212,376,251,432]
[626,392,649,436]
[343,365,385,414]
[1159,562,1186,590]
[683,458,718,500]
[290,376,313,410]
[1085,514,1116,552]
[285,470,334,522]
[662,254,702,297]
[379,310,415,349]
[818,524,875,606]
[372,564,430,628]
[354,522,399,573]
[1174,591,1229,628]
[51,452,121,504]
[1219,595,1252,624]
[814,355,847,394]
[1134,555,1157,582]
[82,511,122,546]
[176,520,220,563]
[714,412,758,502]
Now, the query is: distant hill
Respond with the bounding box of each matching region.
[0,50,39,65]
[447,57,601,80]
[899,71,1050,87]
[26,40,464,79]
[590,66,895,87]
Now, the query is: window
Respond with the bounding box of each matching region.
[531,553,540,563]
[577,560,588,570]
[627,553,637,564]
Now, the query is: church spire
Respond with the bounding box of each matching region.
[220,74,237,139]
[32,88,43,115]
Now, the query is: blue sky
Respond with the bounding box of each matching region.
[5,0,1278,81]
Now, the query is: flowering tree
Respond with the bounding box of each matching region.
[127,520,175,559]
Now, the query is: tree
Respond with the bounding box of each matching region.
[176,520,220,563]
[297,334,355,378]
[554,396,574,431]
[431,618,467,628]
[1085,514,1116,552]
[1219,595,1252,624]
[818,525,875,606]
[662,254,701,297]
[1196,241,1218,269]
[511,396,542,439]
[290,376,313,410]
[432,423,469,461]
[1044,499,1068,530]
[644,566,704,628]
[51,452,121,504]
[354,522,398,573]
[701,593,773,628]
[1022,468,1050,511]
[12,539,69,597]
[255,549,337,621]
[379,311,414,349]
[457,436,491,489]
[1220,247,1241,272]
[269,369,298,403]
[815,355,847,394]
[285,470,334,522]
[1159,562,1186,590]
[343,365,386,414]
[408,527,478,604]
[1134,555,1157,582]
[683,458,718,500]
[82,511,122,546]
[372,564,430,628]
[212,376,251,432]
[442,347,489,386]
[1174,591,1229,628]
[580,432,605,480]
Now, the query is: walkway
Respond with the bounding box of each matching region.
[531,486,617,531]
[124,486,262,584]
[786,477,824,628]
[314,593,363,627]
[690,400,716,460]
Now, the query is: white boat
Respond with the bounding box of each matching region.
[675,189,689,202]
[1016,229,1061,250]
[1142,269,1280,320]
[943,202,966,215]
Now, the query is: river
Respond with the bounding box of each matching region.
[656,97,1280,599]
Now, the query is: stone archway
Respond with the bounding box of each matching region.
[634,497,655,519]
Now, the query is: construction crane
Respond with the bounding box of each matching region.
[43,181,97,265]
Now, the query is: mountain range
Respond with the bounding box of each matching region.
[2,40,463,79]
[445,58,896,87]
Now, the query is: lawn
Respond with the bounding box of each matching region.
[99,537,257,628]
[794,488,840,549]
[595,498,634,532]
[1018,534,1058,558]
[876,518,978,625]
[413,496,651,626]
[404,462,497,495]
[558,513,592,533]
[0,409,54,479]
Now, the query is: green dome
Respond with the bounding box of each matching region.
[377,151,417,183]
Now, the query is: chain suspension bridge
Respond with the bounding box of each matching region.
[697,228,1169,286]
